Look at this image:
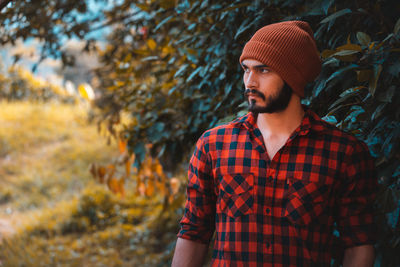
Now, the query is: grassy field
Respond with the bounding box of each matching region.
[0,101,183,267]
[0,102,116,213]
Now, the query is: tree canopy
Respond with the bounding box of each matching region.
[1,0,399,265]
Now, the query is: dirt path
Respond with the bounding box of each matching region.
[0,218,15,242]
[0,140,67,242]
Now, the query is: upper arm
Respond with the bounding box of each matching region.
[343,244,375,267]
[336,141,378,248]
[177,134,217,244]
[172,237,209,267]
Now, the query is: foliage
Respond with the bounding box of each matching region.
[0,101,120,211]
[0,188,184,266]
[0,65,76,102]
[308,4,400,266]
[0,101,185,266]
[0,0,399,265]
[92,3,400,264]
[0,0,12,11]
[89,138,182,204]
[0,0,103,66]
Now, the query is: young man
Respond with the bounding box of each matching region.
[172,21,377,266]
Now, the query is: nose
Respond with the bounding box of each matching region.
[244,71,257,88]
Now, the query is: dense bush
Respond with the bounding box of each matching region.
[0,0,398,265]
[91,3,400,263]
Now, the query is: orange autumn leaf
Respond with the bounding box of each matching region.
[107,177,119,194]
[118,178,125,197]
[98,166,107,182]
[154,161,163,177]
[125,160,131,177]
[146,179,155,196]
[118,139,127,154]
[106,164,116,180]
[125,154,134,177]
[138,181,146,196]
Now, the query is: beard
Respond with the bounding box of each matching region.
[244,83,293,114]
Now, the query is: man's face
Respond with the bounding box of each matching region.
[241,59,292,114]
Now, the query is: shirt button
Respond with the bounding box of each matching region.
[268,176,273,182]
[266,208,270,214]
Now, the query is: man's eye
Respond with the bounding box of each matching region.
[260,68,269,73]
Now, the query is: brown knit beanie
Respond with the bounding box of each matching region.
[239,20,322,98]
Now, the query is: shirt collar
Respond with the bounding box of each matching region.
[241,105,324,136]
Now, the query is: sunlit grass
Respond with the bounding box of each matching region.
[0,101,85,152]
[0,101,117,211]
[0,101,183,266]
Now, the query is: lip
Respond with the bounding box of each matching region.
[247,94,260,98]
[244,88,266,101]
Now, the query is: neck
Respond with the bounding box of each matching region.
[256,95,304,138]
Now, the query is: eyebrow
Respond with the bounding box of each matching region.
[241,63,269,69]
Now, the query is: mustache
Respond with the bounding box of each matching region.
[244,88,266,101]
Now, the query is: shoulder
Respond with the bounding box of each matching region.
[197,113,250,149]
[308,109,371,155]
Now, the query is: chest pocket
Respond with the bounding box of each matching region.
[282,177,333,226]
[217,173,254,218]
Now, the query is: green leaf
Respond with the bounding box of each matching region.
[224,83,233,96]
[320,9,352,24]
[336,43,362,52]
[332,50,360,57]
[356,32,371,46]
[321,49,336,58]
[326,64,359,83]
[388,61,400,77]
[369,64,382,96]
[220,2,250,13]
[321,115,337,124]
[321,0,335,15]
[339,86,364,97]
[133,142,146,167]
[147,122,165,142]
[174,64,189,78]
[154,15,174,31]
[371,103,386,121]
[159,0,176,9]
[141,56,159,62]
[323,57,340,66]
[331,49,360,62]
[234,18,252,40]
[313,78,327,97]
[135,3,149,11]
[394,17,400,34]
[377,85,395,103]
[356,69,372,82]
[186,67,202,82]
[328,87,363,112]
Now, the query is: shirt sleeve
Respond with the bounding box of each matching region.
[336,140,378,248]
[177,134,216,244]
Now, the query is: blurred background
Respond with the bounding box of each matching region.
[0,0,399,266]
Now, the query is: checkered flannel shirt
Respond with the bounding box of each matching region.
[177,107,377,266]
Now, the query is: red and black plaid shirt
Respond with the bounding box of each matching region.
[178,107,377,266]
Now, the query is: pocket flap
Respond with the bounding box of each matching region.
[220,173,253,195]
[287,178,329,203]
